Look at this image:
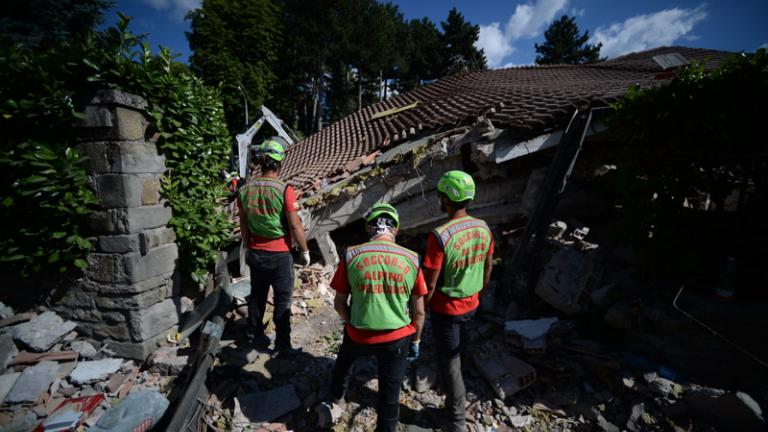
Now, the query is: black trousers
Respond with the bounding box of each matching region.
[246,249,294,348]
[431,308,476,432]
[330,332,409,432]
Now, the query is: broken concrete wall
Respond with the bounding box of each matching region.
[301,121,551,245]
[54,90,180,361]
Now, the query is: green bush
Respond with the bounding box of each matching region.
[605,49,768,278]
[0,41,100,275]
[0,15,234,284]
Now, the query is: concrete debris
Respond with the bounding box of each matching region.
[148,346,189,375]
[12,311,78,352]
[626,402,656,432]
[88,390,169,432]
[39,394,105,431]
[684,388,766,431]
[70,358,124,385]
[231,397,250,432]
[596,414,619,432]
[236,384,301,424]
[0,335,18,372]
[504,317,558,354]
[0,302,13,321]
[5,360,58,404]
[179,296,195,314]
[0,372,20,404]
[0,305,174,431]
[70,340,99,359]
[509,414,534,427]
[570,226,589,241]
[472,340,536,399]
[643,372,682,398]
[1,411,37,432]
[548,221,567,239]
[314,401,343,428]
[535,247,602,315]
[414,364,437,393]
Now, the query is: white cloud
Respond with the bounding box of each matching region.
[571,7,585,17]
[478,22,515,68]
[506,0,570,40]
[140,0,200,21]
[501,61,535,68]
[590,4,707,58]
[476,0,569,68]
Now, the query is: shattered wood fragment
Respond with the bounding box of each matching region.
[105,372,127,394]
[117,367,139,398]
[10,350,79,366]
[0,312,36,328]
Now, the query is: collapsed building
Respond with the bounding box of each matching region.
[4,45,766,431]
[274,47,732,259]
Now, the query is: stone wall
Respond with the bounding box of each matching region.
[55,90,180,360]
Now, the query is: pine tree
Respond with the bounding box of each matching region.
[0,0,113,48]
[187,0,282,133]
[535,15,602,65]
[397,18,445,90]
[441,7,486,74]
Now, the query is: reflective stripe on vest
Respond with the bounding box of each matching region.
[345,241,419,331]
[433,216,491,298]
[239,177,287,239]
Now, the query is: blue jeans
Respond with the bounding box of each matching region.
[331,332,409,432]
[246,249,294,348]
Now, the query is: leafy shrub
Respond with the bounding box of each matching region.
[0,42,99,275]
[605,49,768,279]
[0,15,234,284]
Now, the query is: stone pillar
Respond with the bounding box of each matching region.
[55,90,180,360]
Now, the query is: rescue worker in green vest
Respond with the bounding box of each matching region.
[326,203,427,432]
[424,171,494,432]
[237,137,310,354]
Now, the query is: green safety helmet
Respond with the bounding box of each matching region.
[255,137,287,162]
[437,170,475,202]
[364,203,400,229]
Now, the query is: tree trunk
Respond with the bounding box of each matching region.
[317,67,324,132]
[311,76,319,133]
[357,76,362,111]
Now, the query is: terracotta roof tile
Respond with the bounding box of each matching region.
[279,46,736,192]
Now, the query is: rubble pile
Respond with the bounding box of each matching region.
[6,220,764,431]
[0,304,176,432]
[198,264,340,431]
[202,219,766,431]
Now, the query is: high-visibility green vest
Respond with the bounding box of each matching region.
[239,177,287,239]
[345,240,420,331]
[433,216,492,298]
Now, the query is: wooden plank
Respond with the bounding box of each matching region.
[10,351,79,366]
[0,312,36,328]
[369,101,419,120]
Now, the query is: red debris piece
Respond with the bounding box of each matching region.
[33,394,105,432]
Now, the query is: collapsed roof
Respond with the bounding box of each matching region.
[279,46,735,195]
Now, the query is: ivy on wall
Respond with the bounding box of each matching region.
[0,14,234,284]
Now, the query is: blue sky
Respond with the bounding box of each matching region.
[108,0,768,66]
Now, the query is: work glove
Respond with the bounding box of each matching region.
[407,340,420,361]
[297,250,311,267]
